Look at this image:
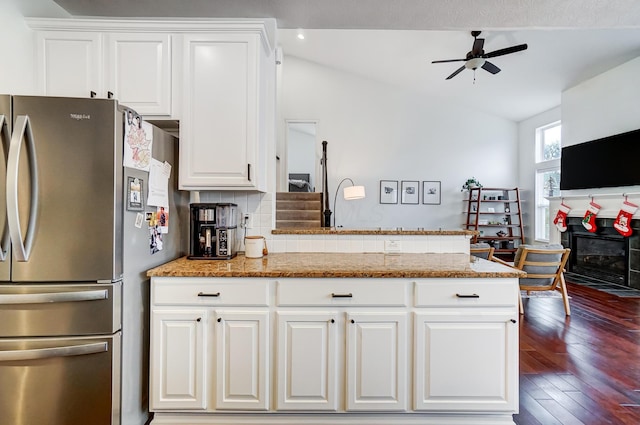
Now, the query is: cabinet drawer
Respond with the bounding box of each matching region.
[414,278,518,308]
[277,279,408,306]
[152,278,269,306]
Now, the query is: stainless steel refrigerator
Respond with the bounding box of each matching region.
[0,95,188,425]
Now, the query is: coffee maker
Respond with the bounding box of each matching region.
[188,203,238,259]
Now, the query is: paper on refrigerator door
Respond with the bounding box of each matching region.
[146,158,169,207]
[123,109,153,171]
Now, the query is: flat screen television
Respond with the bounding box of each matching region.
[560,128,640,190]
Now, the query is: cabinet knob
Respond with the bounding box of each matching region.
[107,91,114,99]
[510,319,517,324]
[196,317,201,322]
[351,319,355,324]
[330,319,335,323]
[90,91,97,98]
[217,318,222,323]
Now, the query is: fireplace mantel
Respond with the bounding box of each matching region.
[549,194,640,244]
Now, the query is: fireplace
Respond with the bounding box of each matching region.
[561,217,640,289]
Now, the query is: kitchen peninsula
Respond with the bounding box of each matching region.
[147,252,523,425]
[268,228,478,255]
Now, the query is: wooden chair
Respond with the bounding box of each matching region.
[470,243,494,261]
[494,245,571,316]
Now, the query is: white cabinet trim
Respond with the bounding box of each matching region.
[25,18,276,53]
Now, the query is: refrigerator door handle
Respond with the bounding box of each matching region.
[0,115,11,261]
[0,289,108,305]
[0,342,108,362]
[7,115,39,262]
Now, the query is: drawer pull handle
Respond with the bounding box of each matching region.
[198,292,221,297]
[455,293,480,298]
[331,293,353,298]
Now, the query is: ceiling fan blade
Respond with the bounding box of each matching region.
[432,58,466,64]
[446,65,466,80]
[483,43,528,59]
[471,38,485,55]
[482,61,501,74]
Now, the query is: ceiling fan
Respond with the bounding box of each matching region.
[432,31,528,80]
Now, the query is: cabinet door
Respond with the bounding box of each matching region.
[414,311,518,412]
[276,312,338,411]
[179,33,260,190]
[150,310,206,410]
[214,311,269,410]
[105,33,172,116]
[346,312,408,411]
[35,31,102,97]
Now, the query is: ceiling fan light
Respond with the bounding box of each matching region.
[465,57,485,70]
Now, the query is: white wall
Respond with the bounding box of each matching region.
[0,0,36,93]
[280,56,518,229]
[0,0,68,94]
[562,56,640,148]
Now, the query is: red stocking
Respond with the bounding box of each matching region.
[582,201,601,233]
[613,200,638,237]
[553,203,571,232]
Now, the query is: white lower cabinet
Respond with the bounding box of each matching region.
[276,312,338,410]
[150,310,206,410]
[414,311,517,411]
[413,279,519,413]
[214,310,269,410]
[346,312,408,411]
[150,276,519,425]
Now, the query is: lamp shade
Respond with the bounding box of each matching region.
[343,185,366,200]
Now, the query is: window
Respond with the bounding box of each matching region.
[534,122,561,242]
[536,122,561,162]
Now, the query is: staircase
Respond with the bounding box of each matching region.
[275,192,323,228]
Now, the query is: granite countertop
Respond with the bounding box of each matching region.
[147,253,524,278]
[271,228,478,236]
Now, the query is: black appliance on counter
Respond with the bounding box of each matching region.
[188,203,238,259]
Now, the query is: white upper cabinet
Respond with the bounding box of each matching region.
[105,32,172,116]
[30,20,174,117]
[179,30,273,191]
[35,31,103,98]
[28,18,276,191]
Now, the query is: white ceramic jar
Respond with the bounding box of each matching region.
[244,236,264,258]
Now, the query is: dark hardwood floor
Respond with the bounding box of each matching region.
[514,282,640,425]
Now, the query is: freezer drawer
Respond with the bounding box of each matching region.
[0,333,121,425]
[0,283,121,337]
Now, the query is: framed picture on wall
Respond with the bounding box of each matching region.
[422,181,441,205]
[380,180,398,204]
[401,180,419,204]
